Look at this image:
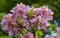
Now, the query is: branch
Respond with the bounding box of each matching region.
[16,21,31,32]
[27,14,36,38]
[32,28,36,38]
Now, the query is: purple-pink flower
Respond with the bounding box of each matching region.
[2,14,20,36]
[1,3,53,37]
[22,32,34,38]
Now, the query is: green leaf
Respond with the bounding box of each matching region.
[36,30,43,38]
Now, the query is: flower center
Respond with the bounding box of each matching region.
[39,17,43,26]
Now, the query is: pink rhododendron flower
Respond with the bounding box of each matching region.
[1,3,53,38]
[22,32,34,38]
[2,14,20,36]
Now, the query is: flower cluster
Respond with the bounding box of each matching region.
[1,3,53,38]
[2,14,20,36]
[22,32,34,38]
[33,6,53,32]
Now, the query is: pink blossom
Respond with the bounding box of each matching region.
[2,13,20,36]
[1,3,53,37]
[22,32,34,38]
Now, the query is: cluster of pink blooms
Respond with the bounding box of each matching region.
[2,14,20,36]
[1,3,54,38]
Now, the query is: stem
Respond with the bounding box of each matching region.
[17,21,36,38]
[16,21,31,32]
[32,29,36,38]
[33,32,35,38]
[27,14,36,38]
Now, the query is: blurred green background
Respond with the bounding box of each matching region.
[0,0,60,38]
